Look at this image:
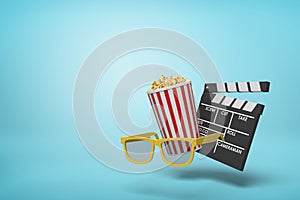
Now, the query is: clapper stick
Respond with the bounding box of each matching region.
[196,81,270,171]
[204,81,270,93]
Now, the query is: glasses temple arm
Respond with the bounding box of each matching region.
[196,132,224,146]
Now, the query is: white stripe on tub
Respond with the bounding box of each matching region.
[160,91,181,154]
[148,94,164,134]
[184,84,197,138]
[187,83,199,136]
[153,93,174,155]
[174,86,191,151]
[168,89,183,137]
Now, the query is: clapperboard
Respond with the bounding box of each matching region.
[196,81,270,171]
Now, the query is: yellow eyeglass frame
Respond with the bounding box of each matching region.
[121,132,224,167]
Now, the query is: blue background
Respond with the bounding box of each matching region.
[1,1,299,199]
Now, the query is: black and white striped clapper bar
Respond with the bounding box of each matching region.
[196,81,270,171]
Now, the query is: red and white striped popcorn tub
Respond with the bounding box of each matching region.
[147,81,200,155]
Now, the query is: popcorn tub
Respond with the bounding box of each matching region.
[147,80,200,155]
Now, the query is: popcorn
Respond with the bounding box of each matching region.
[147,75,189,92]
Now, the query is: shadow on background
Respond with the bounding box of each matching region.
[125,185,197,200]
[124,166,280,199]
[164,166,277,187]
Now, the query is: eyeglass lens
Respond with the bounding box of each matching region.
[161,140,193,164]
[125,140,153,162]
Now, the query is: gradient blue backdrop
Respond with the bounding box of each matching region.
[1,1,299,199]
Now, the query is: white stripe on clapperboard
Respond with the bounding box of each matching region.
[221,96,235,106]
[232,99,246,109]
[220,139,245,150]
[213,109,219,123]
[227,82,237,92]
[211,94,223,104]
[238,82,248,92]
[199,132,245,153]
[198,125,225,136]
[243,101,257,112]
[201,103,255,119]
[250,82,261,92]
[216,83,226,92]
[198,118,250,136]
[214,81,262,93]
[212,94,258,113]
[227,113,234,133]
[213,139,245,153]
